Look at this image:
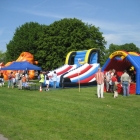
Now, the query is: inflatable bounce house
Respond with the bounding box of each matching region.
[48,48,100,88]
[102,50,140,95]
[0,52,40,80]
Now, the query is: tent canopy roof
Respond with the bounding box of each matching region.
[1,61,41,70]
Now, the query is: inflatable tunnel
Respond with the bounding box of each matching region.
[102,50,140,95]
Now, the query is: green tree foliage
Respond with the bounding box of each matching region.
[6,18,106,69]
[0,51,6,64]
[6,22,43,62]
[120,43,140,52]
[36,18,106,69]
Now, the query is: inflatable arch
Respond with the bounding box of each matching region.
[102,50,140,95]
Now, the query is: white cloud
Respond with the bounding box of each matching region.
[103,34,123,45]
[81,18,140,47]
[82,18,139,32]
[2,5,140,49]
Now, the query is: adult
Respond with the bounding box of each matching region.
[0,72,4,87]
[39,71,45,91]
[95,67,105,98]
[52,71,57,88]
[25,70,29,82]
[8,71,14,89]
[22,75,27,88]
[110,69,116,92]
[15,71,20,86]
[121,70,130,96]
[18,71,23,90]
[128,76,131,94]
[1,73,4,86]
[105,69,111,92]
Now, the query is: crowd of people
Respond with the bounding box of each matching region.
[38,71,58,91]
[95,67,134,98]
[0,70,58,91]
[0,67,135,96]
[5,70,29,89]
[0,70,29,89]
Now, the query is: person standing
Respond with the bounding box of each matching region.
[121,70,130,96]
[18,71,23,90]
[39,71,45,91]
[25,69,29,82]
[15,71,20,87]
[1,73,4,86]
[45,74,50,91]
[52,71,57,88]
[0,73,4,87]
[128,76,131,94]
[95,67,105,98]
[111,74,118,93]
[105,69,111,92]
[110,69,116,92]
[22,75,27,88]
[8,71,14,89]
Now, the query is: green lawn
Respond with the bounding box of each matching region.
[0,83,140,140]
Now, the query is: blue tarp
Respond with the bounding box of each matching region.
[1,61,41,70]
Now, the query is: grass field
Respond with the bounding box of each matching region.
[0,83,140,140]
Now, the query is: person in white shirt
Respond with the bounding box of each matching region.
[105,70,111,92]
[15,71,20,86]
[110,69,116,92]
[52,71,57,88]
[45,74,50,91]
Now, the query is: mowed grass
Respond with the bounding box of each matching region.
[0,84,140,140]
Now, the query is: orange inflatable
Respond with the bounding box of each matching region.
[0,52,39,80]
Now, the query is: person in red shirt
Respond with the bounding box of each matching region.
[111,74,118,93]
[95,67,105,98]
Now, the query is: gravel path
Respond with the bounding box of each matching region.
[0,134,8,140]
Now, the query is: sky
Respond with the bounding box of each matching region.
[0,0,140,52]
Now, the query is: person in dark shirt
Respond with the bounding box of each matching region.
[0,72,4,87]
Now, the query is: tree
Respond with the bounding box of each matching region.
[6,18,106,69]
[120,43,140,52]
[0,50,6,64]
[103,43,140,65]
[6,22,43,62]
[35,18,106,69]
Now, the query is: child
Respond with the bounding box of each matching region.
[111,74,118,93]
[113,81,118,98]
[45,74,50,91]
[111,74,119,97]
